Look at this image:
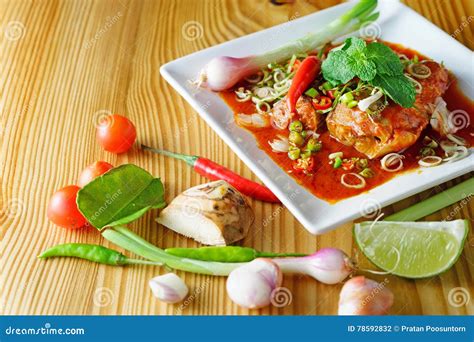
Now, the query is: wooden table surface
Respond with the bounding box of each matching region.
[1,0,473,315]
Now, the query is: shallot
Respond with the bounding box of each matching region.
[273,248,354,284]
[226,258,282,309]
[338,276,394,315]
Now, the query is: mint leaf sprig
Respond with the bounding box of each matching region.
[322,37,416,108]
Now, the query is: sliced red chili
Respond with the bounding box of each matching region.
[312,96,332,110]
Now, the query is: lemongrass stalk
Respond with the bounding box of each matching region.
[385,177,474,221]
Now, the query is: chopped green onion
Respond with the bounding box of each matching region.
[305,87,319,98]
[385,178,474,221]
[322,81,334,90]
[347,100,358,108]
[356,158,368,169]
[333,156,343,168]
[420,147,436,157]
[340,92,354,104]
[359,167,374,178]
[329,152,343,160]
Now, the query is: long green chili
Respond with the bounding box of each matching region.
[38,243,163,266]
[165,246,306,263]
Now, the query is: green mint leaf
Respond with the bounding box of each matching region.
[366,42,404,76]
[321,49,356,84]
[370,74,416,108]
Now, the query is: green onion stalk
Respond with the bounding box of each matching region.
[198,0,379,91]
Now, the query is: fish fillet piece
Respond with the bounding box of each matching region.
[326,61,449,159]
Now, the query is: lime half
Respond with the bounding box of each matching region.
[354,220,469,278]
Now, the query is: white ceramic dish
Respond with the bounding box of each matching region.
[160,0,474,234]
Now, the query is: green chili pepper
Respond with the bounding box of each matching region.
[39,243,163,266]
[165,246,306,263]
[333,156,343,169]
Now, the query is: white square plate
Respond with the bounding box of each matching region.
[160,0,474,234]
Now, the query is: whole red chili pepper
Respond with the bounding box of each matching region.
[142,145,280,203]
[286,56,321,114]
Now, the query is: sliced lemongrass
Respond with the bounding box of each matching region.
[418,156,442,167]
[407,63,431,79]
[329,152,343,160]
[404,73,423,94]
[380,153,405,172]
[443,146,468,163]
[253,86,275,99]
[256,101,271,114]
[341,173,366,189]
[440,139,458,152]
[447,134,466,146]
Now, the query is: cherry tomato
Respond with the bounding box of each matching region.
[312,96,332,110]
[47,185,87,229]
[97,114,136,154]
[78,161,114,187]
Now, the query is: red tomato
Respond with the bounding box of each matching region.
[78,161,114,187]
[312,96,332,110]
[96,114,136,153]
[47,185,87,229]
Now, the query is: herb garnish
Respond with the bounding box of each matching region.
[322,37,416,108]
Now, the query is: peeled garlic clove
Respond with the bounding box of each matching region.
[149,273,189,304]
[226,258,282,309]
[338,276,394,315]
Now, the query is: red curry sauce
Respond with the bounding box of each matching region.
[220,43,474,202]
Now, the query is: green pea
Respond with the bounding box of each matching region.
[288,146,301,160]
[289,120,303,133]
[289,131,304,146]
[306,138,322,152]
[359,168,375,178]
[333,156,342,169]
[347,100,358,108]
